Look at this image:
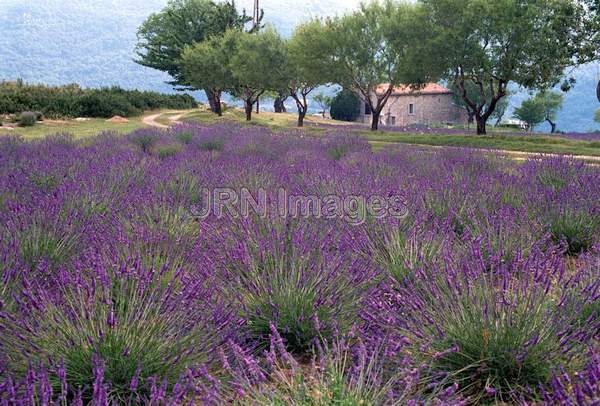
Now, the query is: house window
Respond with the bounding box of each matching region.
[390,116,396,126]
[365,103,372,115]
[409,103,415,115]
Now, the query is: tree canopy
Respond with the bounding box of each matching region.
[135,0,252,88]
[313,93,333,118]
[535,91,564,133]
[135,0,257,113]
[228,28,288,121]
[422,0,590,134]
[181,31,240,116]
[296,1,437,130]
[183,27,288,121]
[282,23,332,126]
[513,98,546,132]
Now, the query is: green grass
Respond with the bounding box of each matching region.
[182,108,351,132]
[183,108,600,158]
[5,106,599,159]
[360,132,600,158]
[1,116,148,140]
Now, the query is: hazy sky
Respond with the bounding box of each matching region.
[236,0,363,35]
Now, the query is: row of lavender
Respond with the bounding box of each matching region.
[0,123,598,405]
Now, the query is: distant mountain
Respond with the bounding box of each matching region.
[512,63,600,134]
[0,0,598,131]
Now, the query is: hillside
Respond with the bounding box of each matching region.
[0,0,598,132]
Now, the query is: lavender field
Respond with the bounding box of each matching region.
[0,124,599,405]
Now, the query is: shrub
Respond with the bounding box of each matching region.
[241,332,396,404]
[546,207,599,255]
[330,89,361,122]
[19,224,80,271]
[222,223,372,355]
[393,248,596,403]
[197,139,224,152]
[78,91,140,118]
[541,351,600,405]
[324,134,370,160]
[118,204,200,273]
[367,224,443,284]
[0,81,197,119]
[231,327,464,405]
[174,130,194,144]
[18,111,37,126]
[154,143,183,160]
[0,263,225,403]
[127,128,162,153]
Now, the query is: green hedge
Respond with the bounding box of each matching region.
[0,80,197,119]
[330,89,361,122]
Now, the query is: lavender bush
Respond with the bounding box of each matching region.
[0,261,228,403]
[0,123,598,404]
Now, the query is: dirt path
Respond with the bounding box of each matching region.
[494,149,600,163]
[142,111,186,129]
[371,140,600,163]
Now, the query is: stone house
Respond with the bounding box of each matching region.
[358,83,468,127]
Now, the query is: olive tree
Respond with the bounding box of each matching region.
[422,0,589,135]
[135,0,257,114]
[298,2,436,131]
[284,23,331,127]
[535,91,564,133]
[513,98,546,132]
[229,29,288,121]
[181,32,239,116]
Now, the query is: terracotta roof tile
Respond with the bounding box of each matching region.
[376,83,453,96]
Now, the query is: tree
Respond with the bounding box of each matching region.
[283,23,331,127]
[134,0,256,114]
[313,93,333,118]
[422,0,589,135]
[492,96,510,127]
[228,29,288,121]
[513,98,546,132]
[330,89,361,122]
[273,91,288,113]
[181,31,239,116]
[452,81,511,127]
[595,108,600,123]
[301,2,437,131]
[535,91,564,133]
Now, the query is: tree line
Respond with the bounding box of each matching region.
[135,0,600,134]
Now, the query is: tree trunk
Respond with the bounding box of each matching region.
[205,88,220,115]
[297,110,306,127]
[256,99,260,114]
[476,115,487,135]
[371,111,380,131]
[245,100,253,121]
[547,119,556,133]
[467,110,475,124]
[274,97,286,113]
[213,91,222,117]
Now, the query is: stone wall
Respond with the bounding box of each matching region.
[359,93,467,127]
